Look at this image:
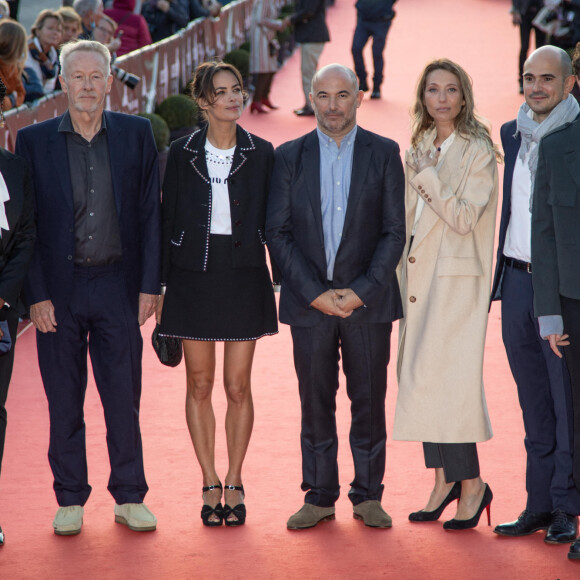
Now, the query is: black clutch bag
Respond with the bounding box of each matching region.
[151,324,182,367]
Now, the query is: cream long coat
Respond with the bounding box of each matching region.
[393,128,498,443]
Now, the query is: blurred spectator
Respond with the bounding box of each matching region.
[249,0,285,113]
[7,0,17,20]
[105,0,152,56]
[283,0,330,116]
[56,7,83,44]
[0,19,26,111]
[512,1,546,93]
[73,0,104,39]
[93,13,122,54]
[572,40,580,101]
[351,0,397,99]
[24,10,63,97]
[188,0,210,20]
[62,0,75,6]
[0,1,9,19]
[141,0,188,42]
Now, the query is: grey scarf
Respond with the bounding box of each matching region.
[516,94,579,210]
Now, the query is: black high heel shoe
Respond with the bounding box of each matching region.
[223,484,246,527]
[201,482,224,527]
[409,481,461,522]
[443,483,493,530]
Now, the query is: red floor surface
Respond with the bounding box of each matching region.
[2,0,578,578]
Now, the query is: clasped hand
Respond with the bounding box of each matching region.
[407,148,440,174]
[310,289,363,318]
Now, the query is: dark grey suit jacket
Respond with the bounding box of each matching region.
[532,118,580,317]
[0,148,35,314]
[266,126,405,328]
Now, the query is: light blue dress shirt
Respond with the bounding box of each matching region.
[317,125,357,281]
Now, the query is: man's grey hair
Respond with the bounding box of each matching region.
[311,63,359,95]
[73,0,102,17]
[60,40,111,79]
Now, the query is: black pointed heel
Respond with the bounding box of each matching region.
[223,484,246,527]
[443,483,493,530]
[409,481,461,522]
[201,482,224,527]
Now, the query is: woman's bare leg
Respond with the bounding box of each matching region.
[222,340,256,521]
[183,339,221,522]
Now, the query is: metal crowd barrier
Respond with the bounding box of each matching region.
[2,0,287,151]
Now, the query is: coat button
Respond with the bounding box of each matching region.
[233,199,240,206]
[235,219,242,226]
[409,256,415,263]
[427,198,432,202]
[234,241,241,248]
[67,255,73,260]
[409,296,416,303]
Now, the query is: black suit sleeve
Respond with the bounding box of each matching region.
[266,145,328,308]
[0,158,36,310]
[349,141,405,306]
[531,138,561,317]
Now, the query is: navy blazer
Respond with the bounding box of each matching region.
[490,119,520,303]
[15,111,161,317]
[161,124,275,283]
[0,149,36,314]
[266,127,405,328]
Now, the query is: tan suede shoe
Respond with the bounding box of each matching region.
[287,504,335,530]
[114,503,157,532]
[53,505,84,536]
[353,500,392,528]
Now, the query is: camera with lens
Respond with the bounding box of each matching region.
[112,65,140,90]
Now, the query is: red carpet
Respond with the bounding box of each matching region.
[2,0,578,578]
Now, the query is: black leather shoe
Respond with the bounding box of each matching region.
[370,90,381,99]
[544,510,578,544]
[569,538,580,559]
[493,510,552,537]
[294,107,315,117]
[359,80,369,92]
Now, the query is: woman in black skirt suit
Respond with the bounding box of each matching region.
[157,62,278,527]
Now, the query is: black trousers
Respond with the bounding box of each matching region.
[291,317,391,507]
[423,442,480,483]
[0,310,21,479]
[518,10,546,83]
[561,296,580,492]
[36,264,148,506]
[502,266,579,513]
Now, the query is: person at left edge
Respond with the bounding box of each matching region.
[15,39,161,536]
[0,78,36,547]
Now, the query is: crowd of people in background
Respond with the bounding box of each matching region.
[0,0,233,110]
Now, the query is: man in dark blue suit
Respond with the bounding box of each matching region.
[15,40,161,536]
[491,45,580,544]
[267,63,405,530]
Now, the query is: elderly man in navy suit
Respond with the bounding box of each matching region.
[267,63,405,530]
[491,46,580,545]
[15,40,161,536]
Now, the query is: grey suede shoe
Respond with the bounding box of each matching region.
[114,503,157,532]
[53,505,84,536]
[287,504,335,530]
[353,500,392,528]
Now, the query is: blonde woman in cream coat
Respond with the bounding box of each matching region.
[394,59,500,531]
